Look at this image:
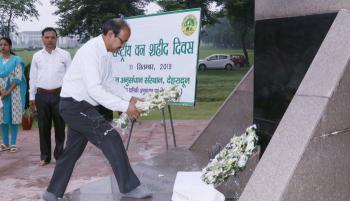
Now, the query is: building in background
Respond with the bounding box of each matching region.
[10,31,80,49]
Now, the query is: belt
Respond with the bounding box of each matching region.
[60,97,75,102]
[37,87,61,94]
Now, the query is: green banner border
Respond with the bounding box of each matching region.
[125,8,201,20]
[124,8,201,106]
[170,102,194,106]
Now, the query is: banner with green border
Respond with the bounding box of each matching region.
[112,8,201,106]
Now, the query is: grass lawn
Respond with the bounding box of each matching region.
[137,68,249,120]
[16,49,78,66]
[0,69,248,138]
[17,48,254,66]
[14,47,251,122]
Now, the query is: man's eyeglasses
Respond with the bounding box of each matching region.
[115,34,127,45]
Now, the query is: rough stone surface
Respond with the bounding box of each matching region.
[255,0,350,20]
[190,67,253,155]
[216,148,260,200]
[297,10,350,98]
[281,48,350,201]
[63,67,255,201]
[0,120,207,201]
[239,96,328,201]
[239,10,350,201]
[65,149,207,201]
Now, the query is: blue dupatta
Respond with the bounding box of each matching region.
[0,55,27,111]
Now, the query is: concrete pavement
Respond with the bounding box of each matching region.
[0,120,207,201]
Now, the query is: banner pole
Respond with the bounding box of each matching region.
[161,108,169,150]
[126,120,135,151]
[168,105,177,147]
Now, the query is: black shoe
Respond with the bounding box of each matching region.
[42,190,59,201]
[121,186,152,199]
[39,160,50,166]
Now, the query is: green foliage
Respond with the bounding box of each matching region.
[16,48,251,120]
[201,18,235,48]
[157,0,254,66]
[201,17,253,49]
[140,69,249,120]
[16,50,34,66]
[0,0,40,37]
[224,0,254,25]
[196,69,248,102]
[16,47,253,68]
[16,49,77,66]
[51,0,146,42]
[221,0,254,66]
[157,0,224,28]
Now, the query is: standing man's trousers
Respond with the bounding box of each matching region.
[36,89,65,162]
[47,97,140,197]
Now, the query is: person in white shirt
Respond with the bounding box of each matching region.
[42,19,152,201]
[29,27,71,166]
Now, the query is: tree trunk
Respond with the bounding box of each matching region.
[240,17,250,67]
[240,29,250,67]
[6,8,13,37]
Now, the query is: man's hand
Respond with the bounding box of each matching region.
[126,102,140,121]
[29,100,36,111]
[130,96,143,105]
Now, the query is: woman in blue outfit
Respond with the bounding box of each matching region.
[0,37,27,153]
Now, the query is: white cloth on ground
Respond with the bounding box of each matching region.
[171,171,225,201]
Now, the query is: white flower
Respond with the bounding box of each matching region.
[246,124,257,133]
[245,134,256,144]
[104,86,181,135]
[135,101,151,112]
[201,125,258,185]
[245,142,255,154]
[238,155,248,168]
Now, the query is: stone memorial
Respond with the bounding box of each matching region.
[241,1,350,201]
[66,1,350,201]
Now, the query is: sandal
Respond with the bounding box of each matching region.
[9,145,17,153]
[0,144,9,152]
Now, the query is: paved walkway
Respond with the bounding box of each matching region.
[0,120,208,201]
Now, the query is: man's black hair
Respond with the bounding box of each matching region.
[42,27,57,37]
[102,18,130,36]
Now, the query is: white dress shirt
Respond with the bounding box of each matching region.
[29,47,71,100]
[60,35,131,112]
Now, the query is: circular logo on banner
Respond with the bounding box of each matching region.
[182,14,197,36]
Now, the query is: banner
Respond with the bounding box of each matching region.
[111,8,201,105]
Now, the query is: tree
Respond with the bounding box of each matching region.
[202,17,244,49]
[222,0,254,66]
[157,0,254,66]
[156,0,224,28]
[51,0,145,42]
[0,0,40,37]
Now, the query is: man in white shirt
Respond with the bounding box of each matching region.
[29,27,71,166]
[42,19,152,201]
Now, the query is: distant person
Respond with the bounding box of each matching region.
[42,18,152,201]
[29,27,71,166]
[0,37,27,153]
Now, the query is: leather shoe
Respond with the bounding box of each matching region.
[40,160,50,166]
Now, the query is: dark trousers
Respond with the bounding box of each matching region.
[36,92,65,162]
[96,105,114,122]
[47,98,140,197]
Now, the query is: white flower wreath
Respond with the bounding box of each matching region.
[201,125,258,185]
[104,85,181,135]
